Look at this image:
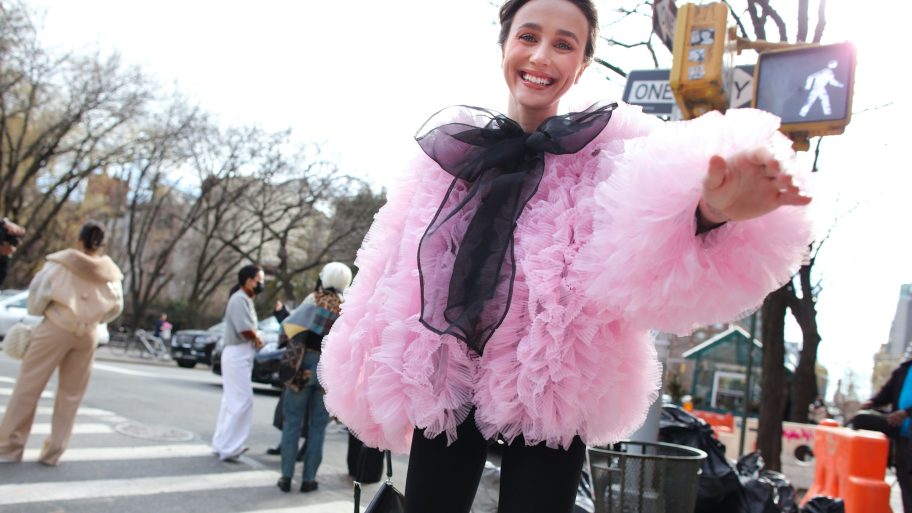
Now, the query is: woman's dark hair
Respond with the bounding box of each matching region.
[78,221,105,252]
[498,0,599,63]
[230,264,262,296]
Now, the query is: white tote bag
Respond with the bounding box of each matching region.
[4,323,33,360]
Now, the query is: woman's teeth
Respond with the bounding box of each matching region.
[522,73,553,86]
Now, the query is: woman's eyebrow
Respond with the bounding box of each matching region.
[516,22,580,44]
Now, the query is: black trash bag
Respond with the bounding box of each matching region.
[737,452,764,478]
[800,496,845,513]
[734,453,799,513]
[659,405,742,513]
[760,470,798,513]
[741,476,779,513]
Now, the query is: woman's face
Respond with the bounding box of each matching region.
[502,0,590,123]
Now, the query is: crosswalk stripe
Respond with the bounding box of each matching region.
[0,405,116,416]
[0,387,53,398]
[22,444,214,461]
[31,423,113,434]
[0,470,278,505]
[240,503,358,513]
[0,376,15,384]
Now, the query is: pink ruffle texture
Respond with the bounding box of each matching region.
[320,103,813,453]
[575,108,814,334]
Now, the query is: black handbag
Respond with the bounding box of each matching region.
[354,449,405,513]
[348,433,384,484]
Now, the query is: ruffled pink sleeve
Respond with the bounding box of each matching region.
[318,153,427,453]
[575,108,814,334]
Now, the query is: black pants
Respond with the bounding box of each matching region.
[404,412,586,513]
[897,438,912,513]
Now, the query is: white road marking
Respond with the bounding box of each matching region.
[0,470,279,505]
[91,362,220,384]
[22,444,214,461]
[240,504,360,513]
[0,387,53,398]
[91,362,165,378]
[0,405,116,416]
[30,423,112,434]
[0,376,15,384]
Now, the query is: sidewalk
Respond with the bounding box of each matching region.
[888,470,903,512]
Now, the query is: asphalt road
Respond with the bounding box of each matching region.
[0,348,407,513]
[4,348,902,513]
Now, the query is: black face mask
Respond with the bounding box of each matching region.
[252,282,264,295]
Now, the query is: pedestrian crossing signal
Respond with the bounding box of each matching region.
[752,42,856,138]
[669,2,730,119]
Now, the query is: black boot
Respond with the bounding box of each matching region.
[300,480,318,493]
[276,477,291,492]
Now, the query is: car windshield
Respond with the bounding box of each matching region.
[208,322,224,333]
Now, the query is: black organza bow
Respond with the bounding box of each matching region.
[415,102,617,355]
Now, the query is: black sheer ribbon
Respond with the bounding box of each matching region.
[415,102,617,355]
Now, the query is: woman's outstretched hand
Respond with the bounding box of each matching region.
[699,148,812,225]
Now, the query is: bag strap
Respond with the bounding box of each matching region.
[353,448,394,512]
[385,449,393,481]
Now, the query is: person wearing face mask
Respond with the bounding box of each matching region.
[211,264,265,462]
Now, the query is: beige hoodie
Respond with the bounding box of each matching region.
[27,249,124,336]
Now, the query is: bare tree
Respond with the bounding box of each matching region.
[758,287,789,470]
[114,98,211,327]
[287,184,386,296]
[0,1,151,284]
[181,125,268,320]
[240,141,358,299]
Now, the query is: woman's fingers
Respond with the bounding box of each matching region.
[704,155,728,190]
[777,190,813,206]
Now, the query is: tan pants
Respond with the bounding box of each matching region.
[0,319,96,465]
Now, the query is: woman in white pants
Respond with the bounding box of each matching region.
[212,264,264,461]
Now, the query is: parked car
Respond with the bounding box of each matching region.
[169,322,223,369]
[0,290,109,345]
[210,316,283,386]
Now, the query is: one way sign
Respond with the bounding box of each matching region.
[622,65,755,115]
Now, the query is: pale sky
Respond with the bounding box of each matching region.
[28,0,911,398]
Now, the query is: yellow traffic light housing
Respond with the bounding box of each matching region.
[752,42,857,149]
[670,2,730,120]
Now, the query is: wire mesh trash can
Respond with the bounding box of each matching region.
[588,441,707,513]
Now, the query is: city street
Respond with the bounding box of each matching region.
[0,349,406,513]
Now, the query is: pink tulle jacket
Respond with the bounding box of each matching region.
[319,103,814,453]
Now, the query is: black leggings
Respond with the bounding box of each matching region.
[403,412,587,513]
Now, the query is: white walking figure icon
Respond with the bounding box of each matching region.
[799,60,844,118]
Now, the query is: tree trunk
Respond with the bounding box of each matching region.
[788,264,823,423]
[757,285,789,471]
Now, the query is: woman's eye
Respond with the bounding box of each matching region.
[556,41,573,51]
[519,33,537,43]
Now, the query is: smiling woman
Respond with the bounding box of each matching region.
[318,0,815,511]
[499,0,597,131]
